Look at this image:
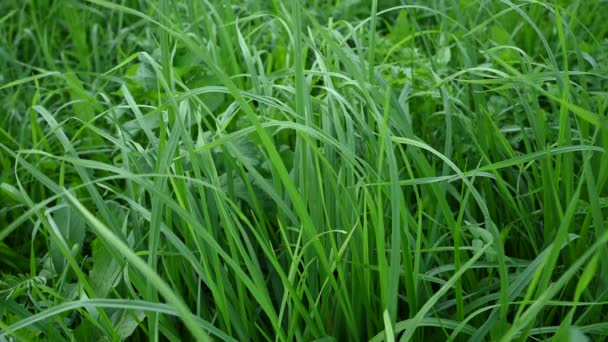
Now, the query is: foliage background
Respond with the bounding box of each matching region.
[1,0,607,340]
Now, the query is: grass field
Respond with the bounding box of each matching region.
[1,0,608,340]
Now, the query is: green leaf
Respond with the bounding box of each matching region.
[436,47,451,65]
[112,310,146,340]
[569,326,591,342]
[89,238,121,298]
[383,310,395,342]
[50,204,86,272]
[387,10,410,41]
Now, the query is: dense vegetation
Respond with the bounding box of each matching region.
[1,0,607,340]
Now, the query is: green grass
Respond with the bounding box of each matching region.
[1,0,607,340]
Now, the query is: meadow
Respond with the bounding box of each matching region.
[1,0,607,340]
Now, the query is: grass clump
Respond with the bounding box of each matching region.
[1,0,607,340]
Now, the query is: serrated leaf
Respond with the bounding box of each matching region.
[89,239,121,297]
[54,205,85,248]
[436,47,451,65]
[127,62,157,91]
[50,204,86,273]
[220,136,260,167]
[386,10,410,42]
[112,310,145,339]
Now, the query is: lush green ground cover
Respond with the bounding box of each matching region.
[1,0,607,340]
